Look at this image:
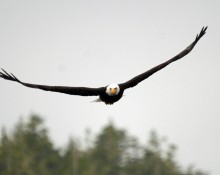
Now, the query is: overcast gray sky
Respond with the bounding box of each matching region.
[0,0,220,174]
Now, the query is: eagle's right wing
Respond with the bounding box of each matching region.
[0,69,104,96]
[119,27,207,90]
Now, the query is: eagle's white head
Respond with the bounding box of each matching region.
[106,83,120,96]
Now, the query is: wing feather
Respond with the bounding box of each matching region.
[119,26,208,90]
[0,69,104,96]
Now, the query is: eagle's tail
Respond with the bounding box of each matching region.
[91,98,102,103]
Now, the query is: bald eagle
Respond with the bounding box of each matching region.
[0,27,207,105]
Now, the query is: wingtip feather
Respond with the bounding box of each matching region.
[0,68,20,82]
[195,26,208,42]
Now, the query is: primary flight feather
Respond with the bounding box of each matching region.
[0,27,207,104]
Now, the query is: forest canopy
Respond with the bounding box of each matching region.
[0,114,208,175]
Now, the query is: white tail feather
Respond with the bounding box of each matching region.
[91,98,102,103]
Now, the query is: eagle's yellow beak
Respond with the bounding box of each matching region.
[110,88,117,95]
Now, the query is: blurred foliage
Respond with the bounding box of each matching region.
[0,114,208,175]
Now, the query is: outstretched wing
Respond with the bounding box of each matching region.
[0,69,104,96]
[119,26,208,90]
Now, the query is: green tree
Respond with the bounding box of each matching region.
[80,122,126,175]
[61,138,80,175]
[0,115,208,175]
[0,115,62,175]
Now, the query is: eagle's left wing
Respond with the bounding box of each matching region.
[119,26,207,90]
[0,69,104,96]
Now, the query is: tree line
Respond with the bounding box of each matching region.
[0,114,208,175]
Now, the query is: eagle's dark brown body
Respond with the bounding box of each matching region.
[99,89,124,105]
